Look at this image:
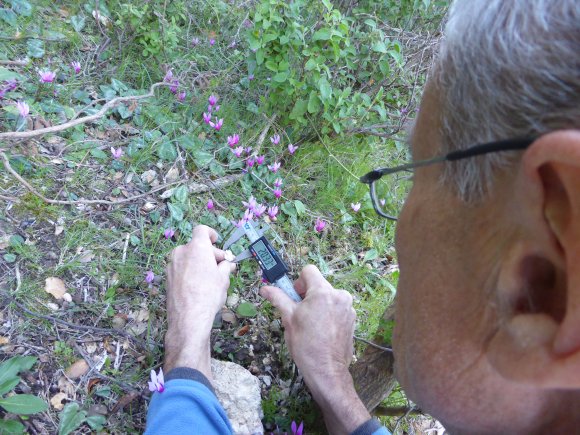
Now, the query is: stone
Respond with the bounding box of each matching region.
[226,293,240,308]
[211,359,263,435]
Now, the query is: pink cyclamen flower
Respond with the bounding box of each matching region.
[268,162,281,173]
[148,368,165,393]
[248,74,254,81]
[243,209,254,222]
[243,196,257,212]
[5,79,18,91]
[245,146,252,155]
[253,204,266,218]
[16,101,29,118]
[207,199,214,210]
[351,202,361,212]
[274,178,283,188]
[209,38,216,46]
[314,218,326,233]
[39,70,56,83]
[288,144,298,154]
[163,69,173,83]
[209,118,223,131]
[169,80,179,94]
[227,134,239,147]
[232,146,244,158]
[71,61,81,74]
[191,37,200,46]
[270,134,281,145]
[164,228,175,239]
[246,158,256,168]
[267,205,278,220]
[110,147,123,159]
[177,91,186,102]
[232,219,243,228]
[273,188,282,199]
[379,199,386,207]
[208,95,217,106]
[291,421,304,435]
[256,155,265,165]
[203,112,212,124]
[145,270,155,283]
[214,105,220,112]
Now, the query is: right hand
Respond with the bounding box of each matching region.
[260,265,356,395]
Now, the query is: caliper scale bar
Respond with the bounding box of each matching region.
[223,221,302,303]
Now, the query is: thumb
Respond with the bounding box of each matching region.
[260,285,296,319]
[217,259,236,276]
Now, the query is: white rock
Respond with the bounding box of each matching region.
[226,293,240,308]
[141,169,157,184]
[211,359,263,435]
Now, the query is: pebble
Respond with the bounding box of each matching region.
[269,319,281,333]
[260,375,272,387]
[226,293,239,308]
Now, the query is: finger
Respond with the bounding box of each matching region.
[213,247,226,262]
[294,265,332,296]
[191,225,219,245]
[260,285,296,319]
[217,258,236,275]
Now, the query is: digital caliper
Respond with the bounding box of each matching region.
[223,220,302,303]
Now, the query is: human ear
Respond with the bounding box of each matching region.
[486,130,580,389]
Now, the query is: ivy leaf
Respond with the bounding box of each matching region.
[167,203,184,222]
[157,141,177,161]
[58,402,86,435]
[236,302,257,318]
[173,186,188,203]
[0,419,26,434]
[0,394,48,415]
[90,148,108,160]
[294,200,306,216]
[70,15,86,32]
[26,39,45,58]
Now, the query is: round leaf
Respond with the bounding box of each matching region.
[236,302,257,318]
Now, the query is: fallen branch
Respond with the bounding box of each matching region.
[354,335,393,353]
[0,82,168,141]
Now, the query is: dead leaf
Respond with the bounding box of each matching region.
[50,392,67,410]
[79,250,94,263]
[58,376,75,396]
[221,309,237,324]
[45,277,66,300]
[235,325,250,337]
[0,336,10,345]
[165,167,179,182]
[85,342,97,354]
[87,378,102,394]
[0,235,10,250]
[111,392,140,414]
[65,359,90,379]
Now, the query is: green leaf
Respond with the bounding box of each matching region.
[173,185,188,203]
[0,356,37,386]
[236,302,257,318]
[0,376,21,396]
[0,394,48,415]
[0,67,23,81]
[26,39,45,58]
[167,203,184,221]
[90,148,108,160]
[58,402,86,435]
[318,77,332,101]
[372,41,388,53]
[85,414,106,430]
[265,60,278,72]
[157,141,177,161]
[116,104,132,119]
[272,71,289,83]
[0,8,18,26]
[129,235,140,246]
[40,101,65,114]
[9,234,24,247]
[363,249,379,262]
[3,253,17,263]
[0,419,26,434]
[312,28,332,41]
[70,15,86,32]
[280,201,296,217]
[307,91,321,114]
[289,99,307,121]
[193,150,213,168]
[294,200,306,216]
[9,0,32,16]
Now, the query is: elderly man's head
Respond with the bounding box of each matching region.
[392,0,580,433]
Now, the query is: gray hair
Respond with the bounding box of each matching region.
[433,0,580,200]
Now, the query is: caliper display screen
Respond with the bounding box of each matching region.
[251,239,277,270]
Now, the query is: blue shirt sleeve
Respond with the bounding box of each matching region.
[145,368,233,435]
[351,418,391,435]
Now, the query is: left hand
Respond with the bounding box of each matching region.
[164,225,235,376]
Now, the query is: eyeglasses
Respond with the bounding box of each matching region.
[359,137,535,220]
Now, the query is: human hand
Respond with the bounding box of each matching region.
[164,225,236,378]
[261,266,370,434]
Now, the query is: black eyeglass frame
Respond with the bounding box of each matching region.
[360,137,536,220]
